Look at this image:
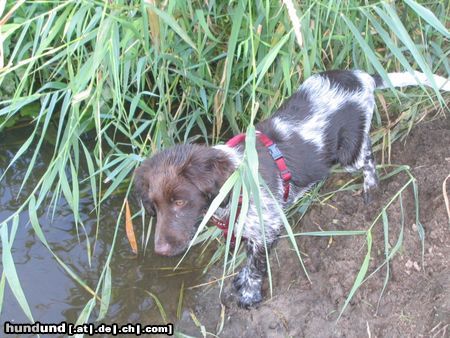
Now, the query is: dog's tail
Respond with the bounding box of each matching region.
[372,71,450,91]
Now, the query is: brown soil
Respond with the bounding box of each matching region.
[176,116,450,337]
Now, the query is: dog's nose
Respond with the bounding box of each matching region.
[154,242,173,256]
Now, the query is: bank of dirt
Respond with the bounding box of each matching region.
[177,116,450,337]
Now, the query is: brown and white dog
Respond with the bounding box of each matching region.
[134,70,449,308]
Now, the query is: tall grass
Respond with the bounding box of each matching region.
[0,0,448,326]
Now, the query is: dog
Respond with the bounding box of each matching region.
[134,70,449,308]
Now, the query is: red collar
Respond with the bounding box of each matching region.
[210,131,292,245]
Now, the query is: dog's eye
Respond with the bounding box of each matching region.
[174,200,187,207]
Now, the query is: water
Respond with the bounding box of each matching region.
[0,128,214,330]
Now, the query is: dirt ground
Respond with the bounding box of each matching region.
[176,116,450,337]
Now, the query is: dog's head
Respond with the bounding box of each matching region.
[134,144,235,256]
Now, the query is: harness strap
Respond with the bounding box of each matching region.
[210,196,242,246]
[255,131,292,201]
[226,132,292,201]
[225,133,246,147]
[211,131,293,244]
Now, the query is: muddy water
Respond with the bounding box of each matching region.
[0,129,212,329]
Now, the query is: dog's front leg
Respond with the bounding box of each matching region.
[233,239,269,308]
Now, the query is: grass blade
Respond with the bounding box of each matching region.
[145,3,197,52]
[403,0,449,38]
[337,230,372,321]
[0,223,34,322]
[96,264,112,321]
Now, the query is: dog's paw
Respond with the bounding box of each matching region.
[362,184,379,204]
[362,175,379,204]
[233,268,263,309]
[362,189,373,204]
[237,288,263,309]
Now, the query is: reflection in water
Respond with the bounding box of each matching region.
[0,128,215,328]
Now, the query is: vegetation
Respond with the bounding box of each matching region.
[0,0,448,329]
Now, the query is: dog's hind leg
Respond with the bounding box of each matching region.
[361,137,378,204]
[343,135,378,203]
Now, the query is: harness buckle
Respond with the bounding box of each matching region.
[268,144,283,160]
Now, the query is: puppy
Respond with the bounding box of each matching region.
[134,70,449,308]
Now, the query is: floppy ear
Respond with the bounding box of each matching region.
[133,164,155,216]
[181,147,235,199]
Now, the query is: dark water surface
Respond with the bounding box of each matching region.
[0,128,214,331]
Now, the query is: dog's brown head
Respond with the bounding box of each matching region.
[134,144,235,256]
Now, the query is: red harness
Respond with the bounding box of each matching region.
[210,131,292,245]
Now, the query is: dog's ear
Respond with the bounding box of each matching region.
[181,147,235,199]
[133,164,155,216]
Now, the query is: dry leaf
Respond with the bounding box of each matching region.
[125,199,138,254]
